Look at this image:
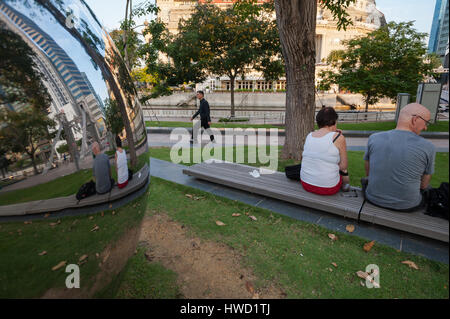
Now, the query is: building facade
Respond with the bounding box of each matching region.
[428,0,449,63]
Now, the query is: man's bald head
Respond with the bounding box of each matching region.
[91,142,100,155]
[397,103,431,135]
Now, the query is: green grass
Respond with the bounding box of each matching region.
[146,120,449,132]
[150,146,449,188]
[0,189,149,298]
[0,151,151,206]
[96,246,181,299]
[142,177,449,298]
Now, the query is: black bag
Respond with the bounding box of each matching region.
[285,164,301,181]
[76,180,96,201]
[424,182,449,220]
[128,168,133,181]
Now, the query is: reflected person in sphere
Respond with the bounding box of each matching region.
[92,142,114,194]
[114,135,129,189]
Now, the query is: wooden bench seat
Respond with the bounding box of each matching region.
[0,164,149,217]
[183,161,449,242]
[360,202,449,242]
[183,161,363,220]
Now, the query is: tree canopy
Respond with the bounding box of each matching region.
[319,21,437,110]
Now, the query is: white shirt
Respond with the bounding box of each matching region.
[300,132,340,187]
[116,149,129,184]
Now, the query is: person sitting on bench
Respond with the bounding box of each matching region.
[92,142,114,194]
[114,135,129,189]
[362,103,436,211]
[300,107,350,195]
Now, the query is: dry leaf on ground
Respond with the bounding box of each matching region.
[89,216,94,220]
[112,211,116,215]
[328,234,338,241]
[232,213,241,217]
[249,216,257,221]
[79,254,88,263]
[52,261,67,271]
[356,271,369,279]
[91,225,99,232]
[185,194,193,199]
[331,262,338,268]
[363,240,375,252]
[402,260,419,270]
[38,251,47,256]
[24,221,32,225]
[49,220,61,227]
[215,221,226,226]
[346,225,355,233]
[245,281,255,294]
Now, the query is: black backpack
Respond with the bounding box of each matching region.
[76,180,96,201]
[424,182,449,220]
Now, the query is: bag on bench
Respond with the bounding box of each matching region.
[285,164,301,181]
[424,182,449,220]
[76,180,96,201]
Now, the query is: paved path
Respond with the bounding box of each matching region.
[150,157,449,264]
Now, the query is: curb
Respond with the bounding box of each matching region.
[146,127,449,139]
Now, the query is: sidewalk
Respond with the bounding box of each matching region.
[149,157,449,264]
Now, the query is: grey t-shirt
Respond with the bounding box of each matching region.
[363,130,435,210]
[93,153,112,194]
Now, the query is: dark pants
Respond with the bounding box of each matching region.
[191,120,214,142]
[361,177,425,212]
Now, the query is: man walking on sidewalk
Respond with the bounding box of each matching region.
[190,90,215,143]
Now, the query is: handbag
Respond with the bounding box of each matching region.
[285,164,301,181]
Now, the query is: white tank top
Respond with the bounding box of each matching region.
[116,149,129,184]
[300,131,340,187]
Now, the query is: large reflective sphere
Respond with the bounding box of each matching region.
[0,0,148,213]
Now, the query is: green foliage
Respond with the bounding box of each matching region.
[109,28,143,70]
[320,0,357,30]
[0,22,51,111]
[140,0,283,104]
[319,22,436,109]
[104,99,125,136]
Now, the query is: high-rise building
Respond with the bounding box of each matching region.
[428,0,449,62]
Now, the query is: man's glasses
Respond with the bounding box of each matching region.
[412,114,432,126]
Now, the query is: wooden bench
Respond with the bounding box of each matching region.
[183,161,449,243]
[0,164,149,217]
[183,161,363,220]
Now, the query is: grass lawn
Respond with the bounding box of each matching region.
[149,146,449,188]
[0,151,151,206]
[109,177,448,299]
[146,120,450,132]
[0,188,149,298]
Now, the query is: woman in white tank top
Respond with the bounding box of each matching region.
[300,107,350,195]
[115,136,129,189]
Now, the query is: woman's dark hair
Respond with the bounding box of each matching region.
[316,107,338,128]
[115,136,122,148]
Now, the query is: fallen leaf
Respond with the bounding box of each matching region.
[328,268,333,272]
[89,216,94,220]
[52,261,67,271]
[38,251,47,256]
[232,213,241,217]
[24,221,32,225]
[245,212,249,216]
[401,260,419,270]
[95,253,100,258]
[112,211,116,215]
[331,262,338,268]
[79,254,88,263]
[245,281,255,294]
[363,240,375,252]
[360,281,365,287]
[215,221,226,226]
[91,225,99,232]
[249,215,257,221]
[185,194,193,199]
[346,224,355,233]
[252,293,260,299]
[356,271,369,279]
[328,234,338,241]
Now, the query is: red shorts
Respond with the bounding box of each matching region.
[118,180,128,189]
[301,177,342,195]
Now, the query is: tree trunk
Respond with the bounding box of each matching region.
[35,0,138,167]
[230,75,236,118]
[275,0,317,161]
[123,0,130,70]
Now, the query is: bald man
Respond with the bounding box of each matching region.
[362,103,436,211]
[92,142,114,194]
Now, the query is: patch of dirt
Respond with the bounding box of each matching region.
[41,225,142,299]
[139,213,285,299]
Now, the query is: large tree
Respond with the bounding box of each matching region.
[142,0,284,117]
[319,21,438,112]
[274,0,355,160]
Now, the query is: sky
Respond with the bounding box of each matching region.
[84,0,437,38]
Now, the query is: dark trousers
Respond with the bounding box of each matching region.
[191,120,214,142]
